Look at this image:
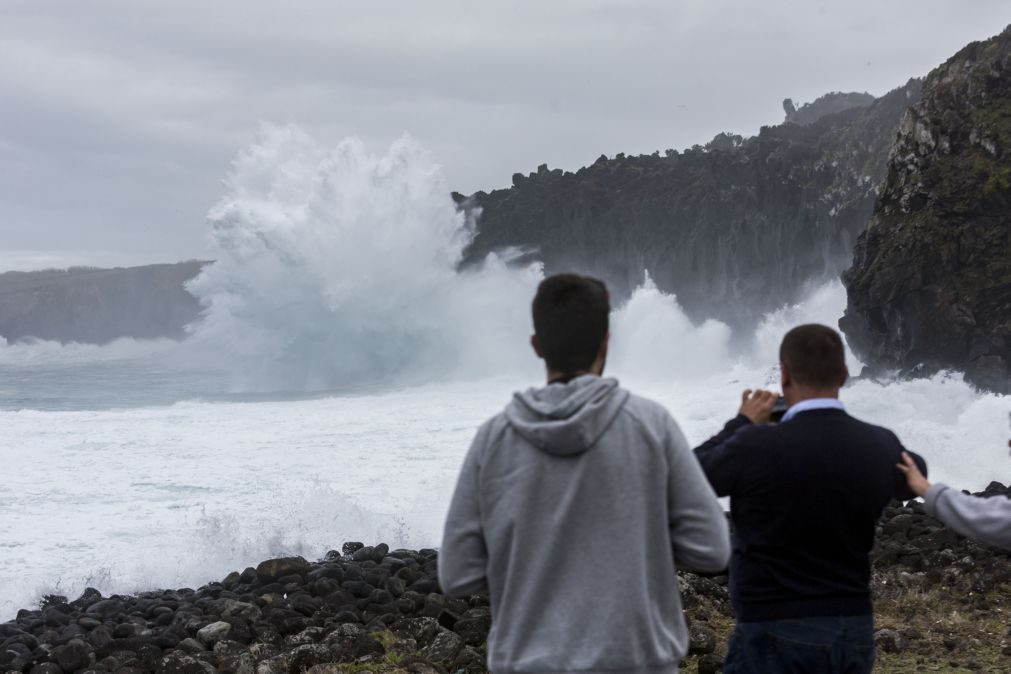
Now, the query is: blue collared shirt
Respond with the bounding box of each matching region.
[781,397,846,423]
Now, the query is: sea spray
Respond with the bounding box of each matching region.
[185,125,542,391]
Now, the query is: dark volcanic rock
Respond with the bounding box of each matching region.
[2,488,1009,674]
[421,629,464,667]
[159,650,215,674]
[255,557,309,583]
[461,80,921,327]
[842,25,1011,392]
[453,607,491,647]
[52,639,92,672]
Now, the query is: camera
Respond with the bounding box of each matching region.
[770,396,788,423]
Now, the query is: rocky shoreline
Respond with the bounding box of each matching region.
[3,485,1009,674]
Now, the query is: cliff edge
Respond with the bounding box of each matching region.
[841,26,1011,392]
[462,81,921,327]
[0,261,206,344]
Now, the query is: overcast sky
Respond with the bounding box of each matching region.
[1,1,1008,271]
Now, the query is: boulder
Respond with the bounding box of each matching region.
[452,607,491,647]
[875,628,907,654]
[196,622,232,648]
[29,664,64,674]
[53,639,93,672]
[255,558,309,583]
[688,623,717,655]
[420,630,464,668]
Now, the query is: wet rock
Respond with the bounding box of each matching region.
[43,609,73,628]
[53,639,93,672]
[419,594,445,619]
[0,626,30,640]
[283,628,326,648]
[2,633,39,652]
[137,644,163,670]
[84,602,125,621]
[391,617,440,648]
[350,546,375,563]
[175,638,207,654]
[452,645,485,674]
[306,566,343,584]
[69,589,103,612]
[255,558,309,584]
[421,630,464,668]
[341,542,364,556]
[452,607,490,647]
[29,664,64,674]
[216,650,255,674]
[0,642,34,672]
[322,624,382,662]
[285,644,333,673]
[159,651,216,674]
[196,623,232,648]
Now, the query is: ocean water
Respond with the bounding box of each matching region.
[1,127,1007,619]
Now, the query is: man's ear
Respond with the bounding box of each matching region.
[531,334,544,359]
[599,332,610,359]
[841,365,850,387]
[780,361,791,389]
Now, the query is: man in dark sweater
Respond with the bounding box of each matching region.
[694,324,927,673]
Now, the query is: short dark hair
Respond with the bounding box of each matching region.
[532,274,610,373]
[779,324,848,389]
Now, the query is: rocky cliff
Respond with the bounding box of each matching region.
[841,27,1011,392]
[0,262,206,344]
[783,91,876,126]
[461,80,922,326]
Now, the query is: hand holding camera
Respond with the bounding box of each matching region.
[738,389,782,425]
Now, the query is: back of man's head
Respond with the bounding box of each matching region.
[780,323,847,389]
[532,274,609,373]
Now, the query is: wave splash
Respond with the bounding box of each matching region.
[185,125,541,391]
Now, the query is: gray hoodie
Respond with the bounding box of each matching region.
[439,375,730,674]
[925,483,1011,550]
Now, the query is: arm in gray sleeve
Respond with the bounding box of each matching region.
[666,415,731,573]
[925,483,1011,551]
[438,425,490,597]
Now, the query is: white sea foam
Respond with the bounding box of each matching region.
[184,125,542,391]
[0,336,180,367]
[1,128,1007,618]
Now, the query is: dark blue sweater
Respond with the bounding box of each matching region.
[694,409,927,622]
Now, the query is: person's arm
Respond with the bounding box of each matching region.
[924,484,1011,551]
[666,415,730,573]
[897,452,1010,550]
[693,389,776,496]
[438,425,490,597]
[694,415,752,457]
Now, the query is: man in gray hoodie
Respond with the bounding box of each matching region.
[439,273,731,674]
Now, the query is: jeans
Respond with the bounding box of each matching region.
[722,615,875,674]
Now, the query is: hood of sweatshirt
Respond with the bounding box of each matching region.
[504,374,630,456]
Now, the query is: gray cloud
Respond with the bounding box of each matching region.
[1,0,1008,269]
